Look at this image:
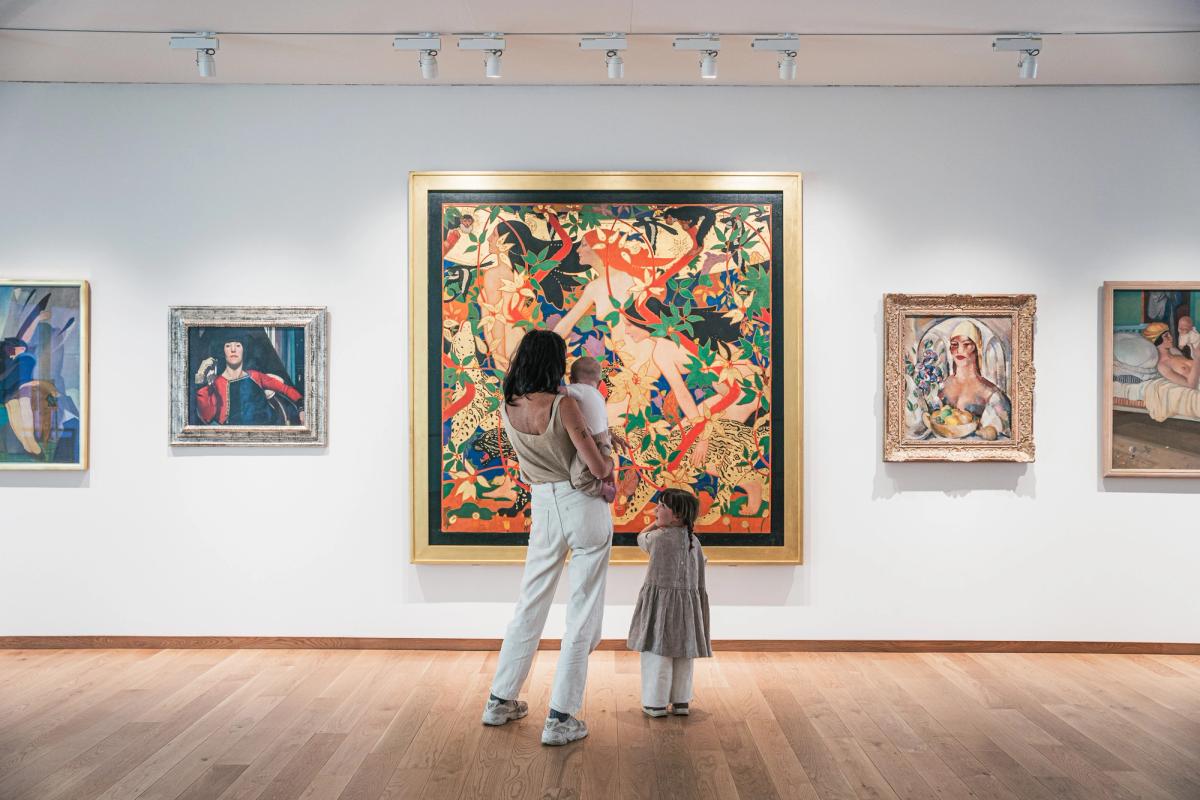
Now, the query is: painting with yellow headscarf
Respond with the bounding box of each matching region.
[884,294,1035,462]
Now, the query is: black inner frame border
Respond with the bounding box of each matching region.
[426,190,786,549]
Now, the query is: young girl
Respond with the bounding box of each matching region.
[626,488,712,717]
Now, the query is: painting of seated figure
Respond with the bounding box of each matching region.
[883,294,1035,462]
[1105,282,1200,477]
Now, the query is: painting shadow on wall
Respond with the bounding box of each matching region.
[410,564,808,607]
[0,472,89,489]
[873,461,1033,499]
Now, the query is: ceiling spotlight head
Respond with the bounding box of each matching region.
[606,50,624,80]
[170,33,219,78]
[196,48,216,78]
[419,49,438,80]
[485,49,503,79]
[1018,51,1038,80]
[778,51,797,81]
[700,50,718,80]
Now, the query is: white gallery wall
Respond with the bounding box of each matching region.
[1,83,1198,642]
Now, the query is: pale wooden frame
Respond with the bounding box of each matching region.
[410,171,803,564]
[169,306,328,446]
[1102,281,1200,478]
[0,279,89,470]
[883,293,1036,463]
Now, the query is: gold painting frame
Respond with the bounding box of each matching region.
[1103,281,1200,478]
[410,171,803,564]
[883,293,1036,463]
[0,279,89,471]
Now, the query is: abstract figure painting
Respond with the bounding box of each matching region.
[0,280,88,470]
[169,306,328,446]
[1104,282,1200,477]
[884,294,1035,462]
[410,172,802,564]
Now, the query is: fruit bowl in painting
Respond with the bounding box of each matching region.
[923,409,978,439]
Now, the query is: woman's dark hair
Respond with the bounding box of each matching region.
[503,329,566,404]
[659,488,700,544]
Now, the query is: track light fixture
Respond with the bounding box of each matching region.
[459,35,506,79]
[393,34,441,80]
[169,33,219,78]
[581,34,627,79]
[674,35,720,80]
[993,36,1042,80]
[752,36,800,81]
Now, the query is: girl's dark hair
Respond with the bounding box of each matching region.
[659,488,700,544]
[503,329,566,404]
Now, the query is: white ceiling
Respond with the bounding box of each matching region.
[1,0,1198,85]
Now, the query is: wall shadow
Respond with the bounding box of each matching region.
[410,561,807,607]
[873,461,1034,499]
[0,471,90,488]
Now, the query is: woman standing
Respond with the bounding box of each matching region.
[482,330,615,746]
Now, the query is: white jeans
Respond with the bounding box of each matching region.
[640,652,694,708]
[491,481,613,716]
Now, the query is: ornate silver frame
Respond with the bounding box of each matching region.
[169,306,327,446]
[883,293,1036,462]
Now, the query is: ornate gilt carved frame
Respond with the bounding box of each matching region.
[883,293,1036,463]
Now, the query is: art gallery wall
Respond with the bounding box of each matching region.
[1,83,1198,642]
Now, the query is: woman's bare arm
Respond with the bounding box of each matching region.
[559,396,613,479]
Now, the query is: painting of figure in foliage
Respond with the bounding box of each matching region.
[434,194,786,545]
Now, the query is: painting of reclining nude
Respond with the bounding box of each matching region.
[1104,282,1200,476]
[409,172,802,564]
[169,306,328,446]
[0,280,88,469]
[884,294,1035,462]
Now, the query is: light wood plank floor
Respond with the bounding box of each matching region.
[1,649,1198,800]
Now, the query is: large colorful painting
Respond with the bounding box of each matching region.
[0,280,88,470]
[410,172,802,564]
[884,294,1035,462]
[1104,282,1200,477]
[169,306,328,446]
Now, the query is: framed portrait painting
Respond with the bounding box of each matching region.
[169,306,327,446]
[410,172,802,564]
[0,279,89,470]
[1104,281,1200,477]
[883,294,1035,462]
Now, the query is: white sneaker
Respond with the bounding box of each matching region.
[541,715,588,746]
[482,697,528,726]
[670,704,690,716]
[642,706,668,718]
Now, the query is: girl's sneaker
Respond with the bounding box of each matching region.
[642,706,669,718]
[670,703,690,716]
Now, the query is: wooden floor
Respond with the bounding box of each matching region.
[1,649,1199,800]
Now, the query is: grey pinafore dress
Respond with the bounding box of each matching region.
[626,526,712,659]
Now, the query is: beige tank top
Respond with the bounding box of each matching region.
[499,395,576,484]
